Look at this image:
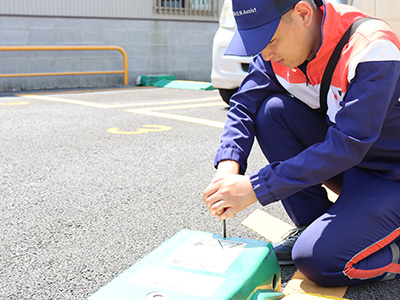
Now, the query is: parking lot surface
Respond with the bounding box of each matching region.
[1,87,399,299]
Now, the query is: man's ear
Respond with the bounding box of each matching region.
[293,1,313,27]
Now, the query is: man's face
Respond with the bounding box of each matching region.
[260,11,315,68]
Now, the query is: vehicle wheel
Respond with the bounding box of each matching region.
[218,88,239,105]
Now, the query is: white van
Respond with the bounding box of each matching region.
[211,0,400,104]
[211,0,250,104]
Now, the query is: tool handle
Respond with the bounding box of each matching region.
[223,219,226,238]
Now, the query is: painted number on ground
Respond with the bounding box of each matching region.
[107,125,171,135]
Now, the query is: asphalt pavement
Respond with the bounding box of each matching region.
[0,87,399,299]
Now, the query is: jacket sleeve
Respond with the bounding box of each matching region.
[214,54,289,174]
[250,59,400,206]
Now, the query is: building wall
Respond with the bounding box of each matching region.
[0,0,221,21]
[0,0,224,92]
[0,0,153,20]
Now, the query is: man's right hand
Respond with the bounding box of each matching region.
[202,160,258,220]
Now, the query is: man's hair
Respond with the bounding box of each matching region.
[281,0,317,22]
[306,0,317,9]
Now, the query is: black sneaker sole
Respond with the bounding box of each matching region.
[278,260,295,266]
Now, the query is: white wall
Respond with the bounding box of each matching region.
[353,0,400,34]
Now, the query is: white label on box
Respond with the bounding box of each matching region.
[164,236,246,273]
[127,265,225,298]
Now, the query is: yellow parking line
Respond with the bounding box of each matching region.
[133,101,225,111]
[242,209,348,299]
[18,94,223,109]
[126,108,225,128]
[17,93,226,128]
[283,293,349,299]
[107,125,172,135]
[18,94,111,108]
[110,97,223,108]
[283,271,348,299]
[15,86,151,96]
[0,101,30,106]
[242,209,294,244]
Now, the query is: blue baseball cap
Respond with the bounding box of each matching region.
[225,0,301,56]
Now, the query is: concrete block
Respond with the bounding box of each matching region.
[28,30,56,45]
[0,51,25,60]
[2,78,30,92]
[55,75,84,89]
[79,19,107,30]
[104,74,123,86]
[169,21,185,31]
[169,31,189,45]
[27,18,55,29]
[55,18,83,30]
[149,57,170,74]
[50,50,77,60]
[126,44,151,58]
[0,58,29,73]
[191,69,212,82]
[172,44,191,58]
[29,58,56,73]
[80,30,105,45]
[150,45,167,58]
[0,29,29,45]
[190,44,212,58]
[104,30,127,45]
[27,51,56,60]
[125,31,149,45]
[190,57,212,72]
[130,57,150,74]
[54,58,83,72]
[150,31,168,45]
[56,30,82,45]
[171,70,187,80]
[79,50,109,60]
[79,74,106,88]
[126,20,152,31]
[80,58,107,72]
[0,17,28,29]
[27,76,57,91]
[107,20,127,31]
[173,57,190,70]
[189,31,212,45]
[104,58,123,71]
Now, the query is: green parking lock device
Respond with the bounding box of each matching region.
[88,229,284,300]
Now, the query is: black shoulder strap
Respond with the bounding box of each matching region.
[319,17,376,115]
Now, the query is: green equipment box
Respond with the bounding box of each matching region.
[88,229,284,300]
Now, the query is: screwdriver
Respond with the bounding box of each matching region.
[223,219,226,238]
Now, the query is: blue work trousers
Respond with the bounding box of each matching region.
[254,94,400,286]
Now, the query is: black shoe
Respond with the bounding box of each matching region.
[273,226,306,266]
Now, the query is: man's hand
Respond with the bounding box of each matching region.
[213,159,240,180]
[203,169,258,220]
